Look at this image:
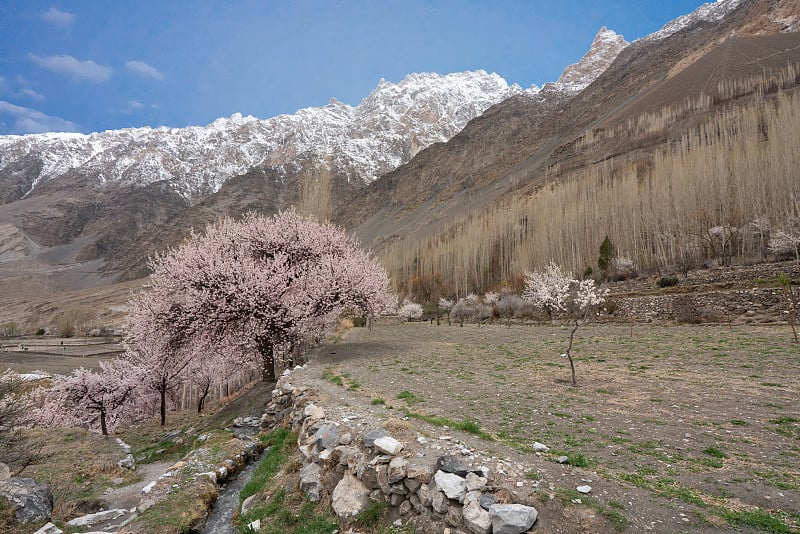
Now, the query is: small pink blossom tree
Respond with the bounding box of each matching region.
[125,289,201,426]
[523,262,608,386]
[41,361,141,435]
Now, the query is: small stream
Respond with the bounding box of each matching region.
[200,446,266,534]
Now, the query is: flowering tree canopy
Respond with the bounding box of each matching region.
[523,262,608,386]
[128,210,392,384]
[40,361,141,435]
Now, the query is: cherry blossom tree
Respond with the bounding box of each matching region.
[129,210,392,386]
[125,288,201,426]
[523,262,608,386]
[437,297,454,325]
[41,361,141,435]
[398,300,424,321]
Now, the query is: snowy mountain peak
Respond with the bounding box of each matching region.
[0,70,520,201]
[640,0,746,42]
[557,27,630,91]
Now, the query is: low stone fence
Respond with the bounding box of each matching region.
[259,374,541,534]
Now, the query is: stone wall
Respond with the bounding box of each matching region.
[607,261,800,324]
[259,374,541,534]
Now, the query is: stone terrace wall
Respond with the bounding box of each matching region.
[607,261,800,323]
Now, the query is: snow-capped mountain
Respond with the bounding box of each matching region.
[556,27,630,92]
[0,24,632,205]
[0,71,522,202]
[640,0,747,42]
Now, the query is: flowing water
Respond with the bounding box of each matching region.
[200,448,265,534]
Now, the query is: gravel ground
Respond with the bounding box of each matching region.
[291,322,800,533]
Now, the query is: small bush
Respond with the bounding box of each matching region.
[657,276,679,288]
[397,390,424,405]
[567,452,591,467]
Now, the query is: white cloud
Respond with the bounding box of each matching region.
[0,100,79,134]
[29,54,112,83]
[122,100,145,113]
[21,88,45,100]
[125,60,164,80]
[41,7,75,27]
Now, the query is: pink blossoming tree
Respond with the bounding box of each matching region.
[128,210,392,392]
[41,360,141,435]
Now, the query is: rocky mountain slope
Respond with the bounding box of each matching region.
[341,0,800,261]
[0,23,629,297]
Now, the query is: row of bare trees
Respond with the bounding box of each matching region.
[384,77,800,295]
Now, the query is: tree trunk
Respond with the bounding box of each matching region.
[197,383,211,413]
[260,339,275,382]
[100,409,108,436]
[160,387,166,426]
[565,318,580,387]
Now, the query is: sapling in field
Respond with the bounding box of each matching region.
[523,261,608,386]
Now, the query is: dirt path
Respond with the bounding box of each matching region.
[102,461,172,511]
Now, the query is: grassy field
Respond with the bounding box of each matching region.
[318,322,800,532]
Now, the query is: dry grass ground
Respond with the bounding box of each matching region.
[313,322,800,533]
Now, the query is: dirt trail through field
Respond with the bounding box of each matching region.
[102,461,172,511]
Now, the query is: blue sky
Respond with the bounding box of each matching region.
[0,0,708,135]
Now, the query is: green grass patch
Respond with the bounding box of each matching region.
[566,452,591,468]
[242,497,338,534]
[702,446,728,459]
[653,478,707,507]
[396,390,425,405]
[370,397,386,406]
[720,508,796,533]
[354,500,387,529]
[403,410,493,440]
[240,428,293,503]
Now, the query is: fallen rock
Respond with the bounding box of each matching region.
[299,462,323,502]
[532,441,550,453]
[304,403,326,420]
[66,508,127,527]
[576,485,592,494]
[362,428,387,447]
[33,522,63,534]
[489,503,538,534]
[241,493,263,515]
[434,470,466,502]
[465,472,487,492]
[445,503,463,527]
[0,463,10,481]
[0,477,53,524]
[435,454,481,477]
[332,472,371,518]
[388,456,409,484]
[479,493,498,510]
[117,454,135,470]
[463,500,492,534]
[432,489,449,514]
[314,423,340,450]
[374,436,403,455]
